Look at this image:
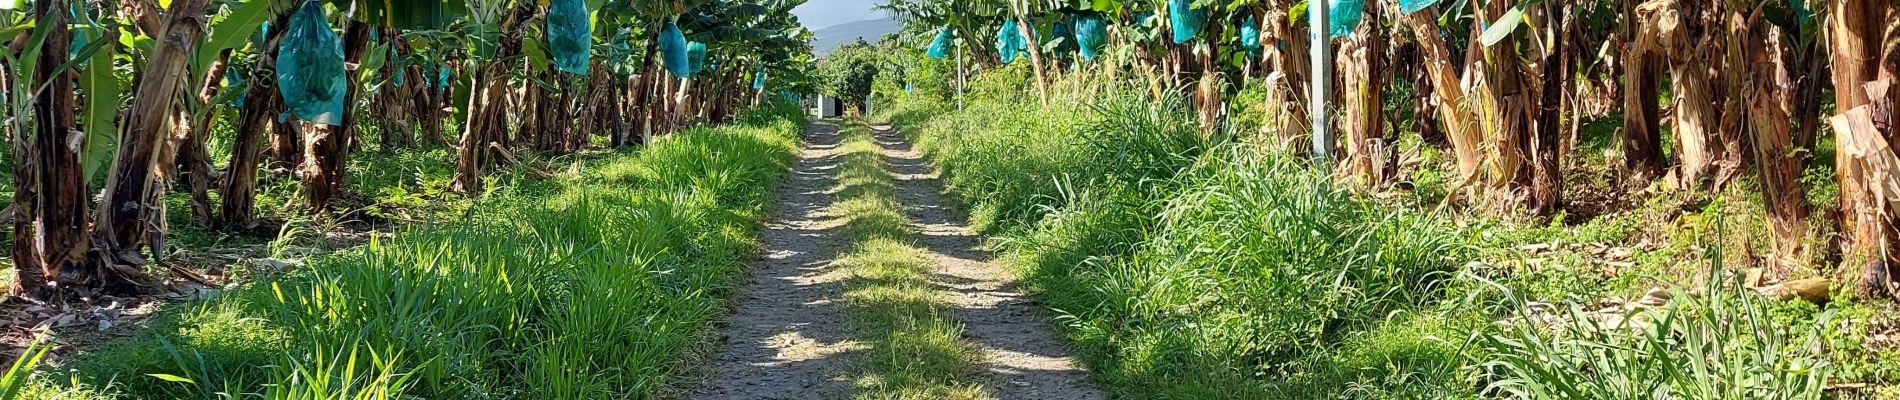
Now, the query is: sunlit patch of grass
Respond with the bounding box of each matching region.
[36,101,809,398]
[899,73,1481,399]
[830,122,989,400]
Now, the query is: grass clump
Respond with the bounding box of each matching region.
[1477,265,1833,398]
[32,102,806,398]
[901,74,1477,397]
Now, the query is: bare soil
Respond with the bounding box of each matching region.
[871,126,1100,400]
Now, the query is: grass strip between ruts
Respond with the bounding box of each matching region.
[829,119,990,400]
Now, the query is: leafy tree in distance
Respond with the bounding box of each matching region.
[820,39,883,114]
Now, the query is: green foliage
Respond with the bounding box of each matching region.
[2,341,49,399]
[819,39,883,110]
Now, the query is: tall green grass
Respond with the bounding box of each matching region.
[36,102,806,398]
[888,68,1837,399]
[1476,263,1833,399]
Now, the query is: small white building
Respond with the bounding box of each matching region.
[814,95,844,118]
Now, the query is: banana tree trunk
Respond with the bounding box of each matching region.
[1399,9,1483,192]
[219,13,293,232]
[1263,0,1310,149]
[1739,16,1811,282]
[1014,14,1050,106]
[1622,0,1666,179]
[381,40,415,149]
[13,0,91,299]
[94,0,212,272]
[452,5,532,193]
[1528,3,1568,215]
[301,21,369,213]
[1469,0,1535,202]
[1829,0,1895,295]
[1341,0,1386,187]
[629,34,656,145]
[1648,0,1721,188]
[180,49,231,224]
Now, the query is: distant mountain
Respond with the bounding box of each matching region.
[811,18,900,57]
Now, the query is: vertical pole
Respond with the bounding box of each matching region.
[1309,0,1331,164]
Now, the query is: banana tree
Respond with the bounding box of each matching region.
[451,0,535,193]
[879,0,1001,108]
[2,0,278,298]
[92,0,216,270]
[4,0,99,298]
[1825,0,1897,297]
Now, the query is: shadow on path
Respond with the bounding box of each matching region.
[690,123,1100,400]
[693,123,861,400]
[870,125,1102,400]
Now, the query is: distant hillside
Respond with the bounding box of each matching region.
[812,18,900,57]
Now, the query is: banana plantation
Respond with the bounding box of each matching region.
[0,0,1895,397]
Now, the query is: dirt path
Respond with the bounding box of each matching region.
[692,122,1099,399]
[870,125,1100,400]
[695,123,860,399]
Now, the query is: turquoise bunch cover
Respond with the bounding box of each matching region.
[69,2,99,65]
[1241,14,1260,58]
[686,41,708,77]
[276,1,346,126]
[1329,0,1365,37]
[926,26,954,59]
[1169,0,1204,44]
[547,0,591,75]
[226,68,247,107]
[1075,14,1106,61]
[1050,18,1074,56]
[1398,0,1437,14]
[997,19,1025,64]
[660,22,691,77]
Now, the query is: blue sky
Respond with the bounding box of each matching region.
[793,0,887,31]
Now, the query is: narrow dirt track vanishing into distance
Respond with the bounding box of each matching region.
[690,122,1099,400]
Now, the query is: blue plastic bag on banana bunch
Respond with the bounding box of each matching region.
[1329,0,1365,37]
[686,41,708,77]
[1075,14,1107,61]
[1168,0,1204,43]
[753,68,766,89]
[225,68,247,107]
[660,21,691,77]
[1398,0,1438,14]
[547,0,590,75]
[997,19,1026,64]
[926,25,955,59]
[1240,14,1261,58]
[1049,18,1074,56]
[276,0,347,126]
[69,2,100,66]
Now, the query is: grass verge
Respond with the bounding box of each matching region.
[20,102,805,398]
[881,65,1857,399]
